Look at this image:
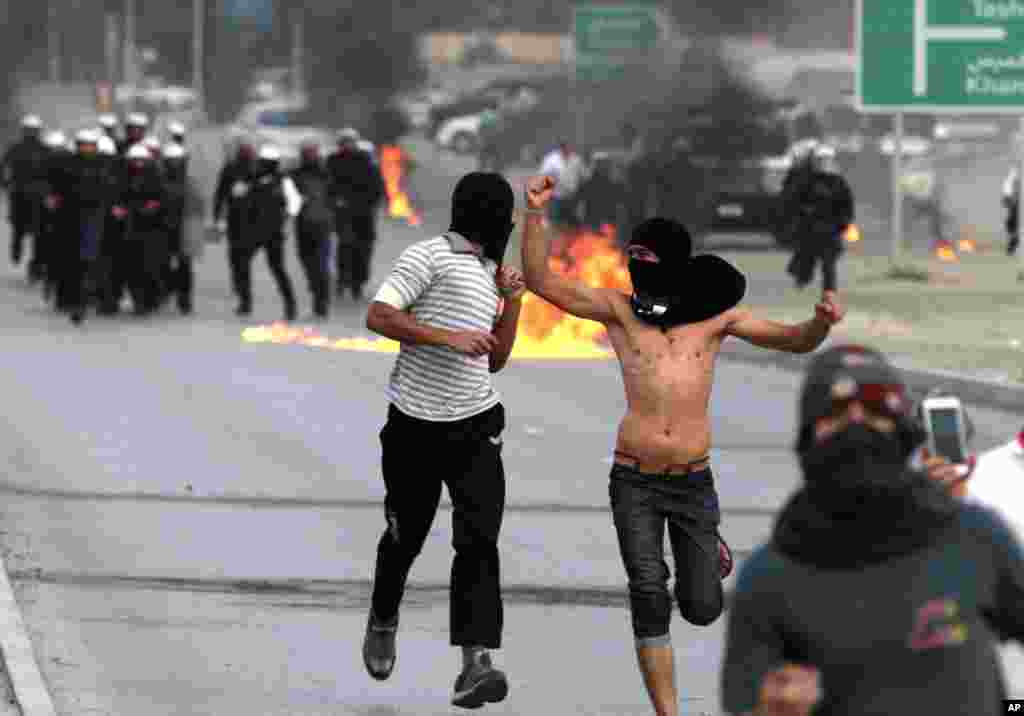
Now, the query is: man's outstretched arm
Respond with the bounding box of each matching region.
[520,175,618,324]
[725,291,845,354]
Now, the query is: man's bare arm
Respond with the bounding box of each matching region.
[366,301,454,347]
[725,292,845,354]
[367,302,498,357]
[520,175,619,324]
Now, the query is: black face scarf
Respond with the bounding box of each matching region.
[773,424,958,569]
[627,218,746,327]
[449,172,514,268]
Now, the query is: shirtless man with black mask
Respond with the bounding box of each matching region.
[520,175,845,716]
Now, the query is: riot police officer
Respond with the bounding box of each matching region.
[327,129,385,301]
[47,129,113,324]
[111,144,167,316]
[290,141,332,318]
[162,143,193,314]
[213,141,257,314]
[2,115,51,279]
[782,144,854,292]
[234,145,300,320]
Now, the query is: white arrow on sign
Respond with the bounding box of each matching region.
[914,0,1007,96]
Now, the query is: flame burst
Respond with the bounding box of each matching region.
[241,225,630,360]
[957,238,977,253]
[933,239,958,262]
[844,224,861,243]
[380,145,421,226]
[517,224,629,354]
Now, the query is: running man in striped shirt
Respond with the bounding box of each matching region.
[362,172,524,710]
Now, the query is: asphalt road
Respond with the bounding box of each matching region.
[1,143,1022,715]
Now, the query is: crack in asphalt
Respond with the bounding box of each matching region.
[8,566,752,609]
[0,482,777,517]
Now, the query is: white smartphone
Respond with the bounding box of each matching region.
[921,396,969,464]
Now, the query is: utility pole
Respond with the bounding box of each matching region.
[48,1,60,83]
[123,0,137,91]
[193,0,205,107]
[106,13,120,85]
[291,9,305,100]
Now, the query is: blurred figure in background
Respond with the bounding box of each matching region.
[98,114,120,145]
[48,130,112,324]
[162,143,193,315]
[1002,165,1020,257]
[2,114,50,279]
[212,140,257,314]
[38,130,69,303]
[901,153,953,254]
[539,140,585,231]
[476,107,502,172]
[111,144,167,316]
[118,113,149,155]
[782,144,853,292]
[327,129,386,302]
[291,141,333,319]
[234,145,300,321]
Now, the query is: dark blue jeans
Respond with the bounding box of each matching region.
[609,464,724,646]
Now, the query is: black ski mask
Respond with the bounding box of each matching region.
[449,172,515,267]
[773,345,956,569]
[627,218,746,327]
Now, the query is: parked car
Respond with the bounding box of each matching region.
[435,113,485,154]
[427,78,545,140]
[393,85,458,131]
[225,100,334,160]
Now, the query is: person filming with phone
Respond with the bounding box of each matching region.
[915,387,977,498]
[720,344,1024,716]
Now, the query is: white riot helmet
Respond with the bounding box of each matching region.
[98,114,118,130]
[126,143,152,162]
[126,112,149,129]
[74,128,101,150]
[97,135,117,156]
[21,114,42,130]
[337,127,360,144]
[167,121,186,138]
[43,130,67,149]
[163,143,187,160]
[258,144,282,161]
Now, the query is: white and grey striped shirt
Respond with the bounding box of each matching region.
[374,232,502,422]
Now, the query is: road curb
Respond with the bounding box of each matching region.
[720,345,1024,414]
[0,553,57,716]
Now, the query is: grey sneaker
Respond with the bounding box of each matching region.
[362,610,397,680]
[452,653,508,709]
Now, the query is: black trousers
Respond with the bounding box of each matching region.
[9,192,43,270]
[228,235,296,313]
[334,208,376,296]
[609,465,724,644]
[371,403,506,648]
[123,230,168,313]
[296,221,330,315]
[164,224,194,311]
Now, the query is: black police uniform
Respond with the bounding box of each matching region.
[2,133,51,276]
[326,147,385,300]
[234,163,297,320]
[162,155,194,314]
[290,159,333,317]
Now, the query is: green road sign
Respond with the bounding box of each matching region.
[573,2,660,84]
[858,0,1024,112]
